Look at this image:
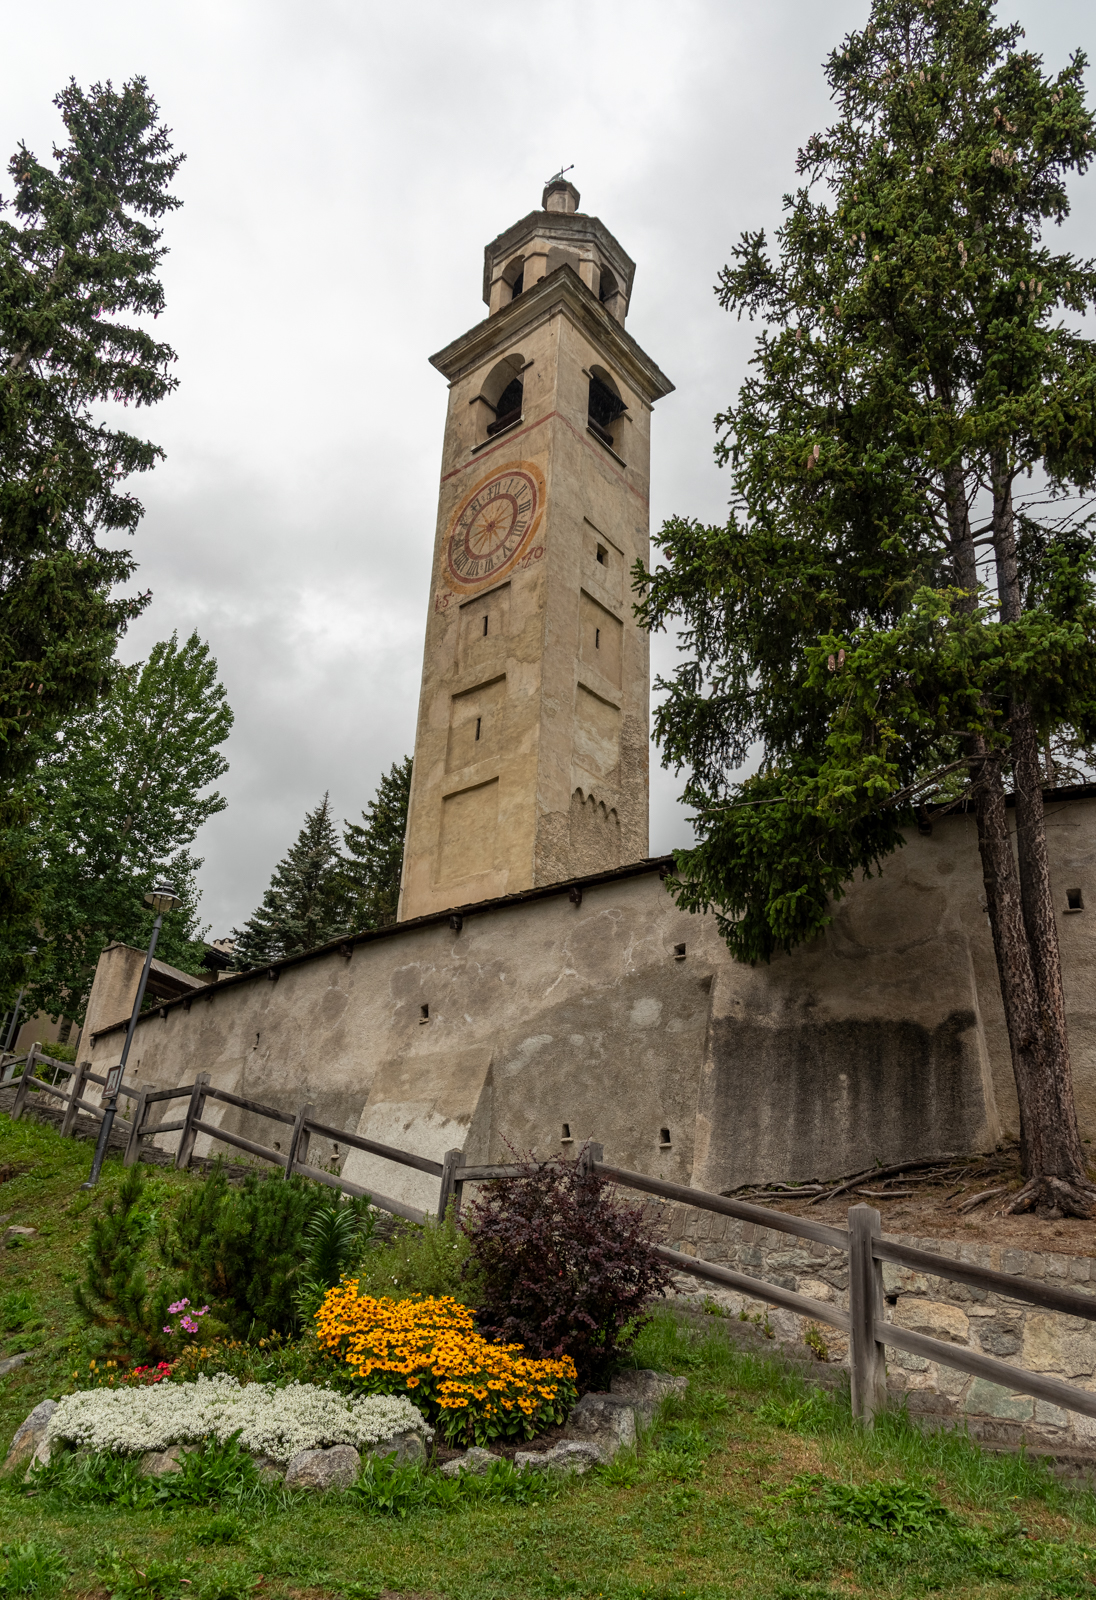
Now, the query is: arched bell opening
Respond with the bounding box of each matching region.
[473,354,525,443]
[587,366,627,450]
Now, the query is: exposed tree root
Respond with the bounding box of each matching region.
[1005,1174,1096,1219]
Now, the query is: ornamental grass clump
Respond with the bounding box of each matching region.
[313,1288,577,1445]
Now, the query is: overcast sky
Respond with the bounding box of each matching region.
[5,0,1096,939]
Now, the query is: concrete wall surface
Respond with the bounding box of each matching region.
[666,1203,1096,1456]
[83,793,1096,1198]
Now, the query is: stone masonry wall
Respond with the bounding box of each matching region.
[651,1201,1096,1457]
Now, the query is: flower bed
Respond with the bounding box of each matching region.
[45,1376,431,1465]
[314,1288,577,1445]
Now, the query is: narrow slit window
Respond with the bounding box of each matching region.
[475,717,482,741]
[1066,888,1085,912]
[420,1004,430,1022]
[561,1123,572,1142]
[596,544,608,566]
[674,943,687,960]
[595,628,600,648]
[482,615,489,636]
[659,1128,672,1146]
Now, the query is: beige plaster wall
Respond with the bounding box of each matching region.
[83,798,1096,1208]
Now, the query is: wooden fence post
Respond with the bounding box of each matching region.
[283,1102,314,1180]
[60,1061,90,1138]
[438,1148,463,1220]
[578,1140,604,1179]
[848,1203,887,1427]
[175,1074,211,1170]
[10,1047,38,1122]
[123,1088,149,1166]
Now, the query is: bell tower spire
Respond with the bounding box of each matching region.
[397,186,673,920]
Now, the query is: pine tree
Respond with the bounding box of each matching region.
[342,757,412,930]
[232,794,348,967]
[73,1164,172,1362]
[20,632,232,1023]
[640,0,1096,1214]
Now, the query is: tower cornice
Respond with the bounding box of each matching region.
[429,264,674,408]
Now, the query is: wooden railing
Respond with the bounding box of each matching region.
[8,1060,1096,1429]
[3,1048,136,1140]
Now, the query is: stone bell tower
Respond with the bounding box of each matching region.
[397,179,674,921]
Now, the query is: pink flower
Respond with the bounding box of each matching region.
[163,1326,172,1333]
[168,1300,189,1314]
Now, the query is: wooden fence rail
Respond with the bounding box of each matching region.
[10,1061,1096,1428]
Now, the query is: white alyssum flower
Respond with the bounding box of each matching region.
[45,1377,431,1465]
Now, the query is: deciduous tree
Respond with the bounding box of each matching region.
[22,631,232,1024]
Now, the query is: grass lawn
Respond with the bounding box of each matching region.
[1,1112,1096,1598]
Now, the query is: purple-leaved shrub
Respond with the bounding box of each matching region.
[462,1152,673,1390]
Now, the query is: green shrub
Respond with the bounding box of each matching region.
[292,1195,375,1323]
[72,1165,172,1363]
[355,1209,480,1303]
[159,1164,320,1337]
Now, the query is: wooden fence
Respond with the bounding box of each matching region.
[7,1056,1096,1430]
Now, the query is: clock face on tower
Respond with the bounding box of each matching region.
[443,462,546,593]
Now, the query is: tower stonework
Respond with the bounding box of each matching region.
[398,181,674,920]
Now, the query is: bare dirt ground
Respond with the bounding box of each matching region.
[732,1144,1096,1253]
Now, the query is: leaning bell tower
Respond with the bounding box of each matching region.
[397,179,674,921]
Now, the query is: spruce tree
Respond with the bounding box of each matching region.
[0,77,183,1000]
[640,0,1096,1213]
[232,793,348,967]
[342,756,412,930]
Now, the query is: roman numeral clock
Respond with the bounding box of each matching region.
[398,179,674,920]
[443,466,546,591]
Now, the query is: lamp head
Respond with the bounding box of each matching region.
[145,883,181,916]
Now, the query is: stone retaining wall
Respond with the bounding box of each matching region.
[651,1200,1096,1455]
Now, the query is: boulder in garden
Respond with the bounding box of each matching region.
[563,1392,637,1459]
[365,1430,425,1466]
[285,1444,362,1490]
[441,1446,501,1477]
[610,1369,688,1424]
[515,1440,602,1474]
[2,1399,56,1475]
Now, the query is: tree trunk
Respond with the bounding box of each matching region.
[941,460,1093,1213]
[980,463,1093,1214]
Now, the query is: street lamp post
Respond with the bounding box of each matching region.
[81,883,180,1188]
[2,947,38,1058]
